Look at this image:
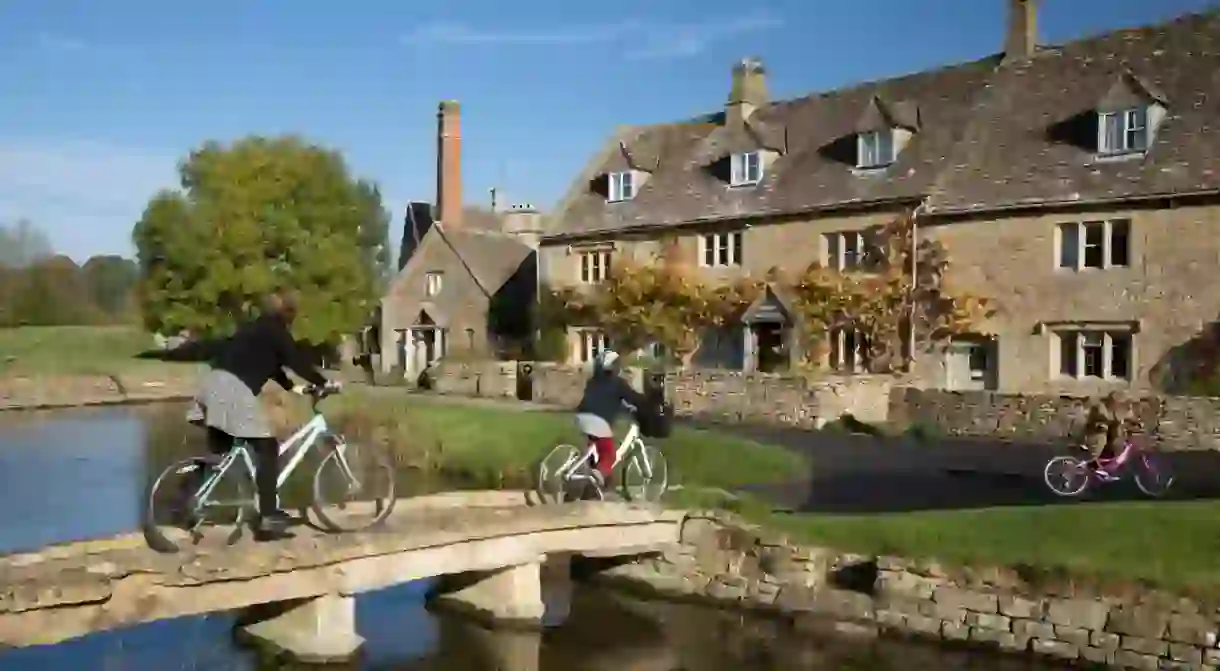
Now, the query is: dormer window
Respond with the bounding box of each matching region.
[857,130,895,168]
[730,151,762,186]
[1099,107,1149,156]
[608,171,636,202]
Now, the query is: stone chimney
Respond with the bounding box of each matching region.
[502,203,544,250]
[436,100,462,228]
[1003,0,1039,63]
[726,57,767,126]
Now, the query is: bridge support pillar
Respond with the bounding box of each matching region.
[235,594,364,664]
[430,560,546,627]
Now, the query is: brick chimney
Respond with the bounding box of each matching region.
[1003,0,1039,63]
[436,100,462,228]
[726,57,767,126]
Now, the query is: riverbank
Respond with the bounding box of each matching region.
[0,326,202,411]
[593,506,1220,669]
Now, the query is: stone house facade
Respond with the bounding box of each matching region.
[379,102,543,379]
[539,0,1220,394]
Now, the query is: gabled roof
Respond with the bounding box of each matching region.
[435,224,533,297]
[547,9,1220,238]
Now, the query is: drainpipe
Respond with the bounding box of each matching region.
[907,200,929,372]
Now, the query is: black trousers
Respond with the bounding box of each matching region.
[204,427,281,516]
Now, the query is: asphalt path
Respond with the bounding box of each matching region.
[685,420,1220,514]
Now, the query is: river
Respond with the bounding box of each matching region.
[0,404,1063,670]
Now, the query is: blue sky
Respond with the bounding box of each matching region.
[0,0,1214,261]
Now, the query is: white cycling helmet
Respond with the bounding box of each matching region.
[595,349,620,371]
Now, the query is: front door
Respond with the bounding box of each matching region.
[753,323,789,373]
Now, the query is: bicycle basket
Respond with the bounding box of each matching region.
[637,401,674,439]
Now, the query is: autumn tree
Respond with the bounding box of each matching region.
[132,136,391,343]
[0,219,52,268]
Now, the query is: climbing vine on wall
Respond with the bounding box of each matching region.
[544,210,995,371]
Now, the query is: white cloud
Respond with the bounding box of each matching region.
[400,13,779,60]
[36,32,86,52]
[0,138,179,259]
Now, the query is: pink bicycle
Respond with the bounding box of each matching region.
[1043,437,1173,498]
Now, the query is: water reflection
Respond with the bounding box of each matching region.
[0,404,1064,670]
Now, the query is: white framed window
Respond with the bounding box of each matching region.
[699,231,744,267]
[1099,107,1149,155]
[857,130,895,168]
[608,171,636,202]
[577,329,609,364]
[578,250,612,284]
[730,151,762,186]
[828,327,868,373]
[1056,329,1132,381]
[1057,219,1130,270]
[425,271,443,297]
[824,231,866,271]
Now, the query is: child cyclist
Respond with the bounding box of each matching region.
[574,350,648,491]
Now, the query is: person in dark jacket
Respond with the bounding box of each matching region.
[574,350,647,489]
[185,289,335,540]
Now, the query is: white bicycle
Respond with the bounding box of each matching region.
[535,411,670,503]
[143,383,396,552]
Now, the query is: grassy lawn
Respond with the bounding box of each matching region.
[270,388,809,493]
[671,487,1220,595]
[0,325,196,377]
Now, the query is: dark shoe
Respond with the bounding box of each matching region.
[252,510,295,541]
[253,526,295,542]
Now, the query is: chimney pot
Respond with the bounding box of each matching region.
[436,100,463,229]
[1003,0,1039,63]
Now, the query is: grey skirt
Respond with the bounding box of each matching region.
[575,413,614,439]
[186,369,273,439]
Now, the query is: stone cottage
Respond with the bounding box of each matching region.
[379,101,543,379]
[539,0,1220,394]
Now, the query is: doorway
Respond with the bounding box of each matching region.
[754,323,788,373]
[945,337,998,390]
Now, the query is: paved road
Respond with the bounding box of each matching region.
[362,386,1220,514]
[702,421,1220,514]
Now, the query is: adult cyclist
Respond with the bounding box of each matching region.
[574,349,647,492]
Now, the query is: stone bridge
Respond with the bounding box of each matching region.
[0,491,684,663]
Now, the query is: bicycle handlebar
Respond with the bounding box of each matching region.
[300,381,342,409]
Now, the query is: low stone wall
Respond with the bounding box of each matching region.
[594,512,1220,669]
[426,361,894,428]
[430,361,518,399]
[0,368,201,411]
[890,388,1220,452]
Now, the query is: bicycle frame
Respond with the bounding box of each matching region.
[560,421,655,485]
[191,408,354,512]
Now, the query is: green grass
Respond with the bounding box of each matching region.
[275,388,809,492]
[0,325,196,376]
[668,487,1220,595]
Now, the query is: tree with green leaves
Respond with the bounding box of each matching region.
[132,136,391,343]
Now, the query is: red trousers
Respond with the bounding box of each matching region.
[587,435,616,477]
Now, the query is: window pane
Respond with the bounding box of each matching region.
[860,133,876,166]
[1109,219,1130,267]
[1110,333,1132,379]
[703,235,715,266]
[1059,224,1079,269]
[878,131,894,164]
[1083,222,1105,268]
[1102,113,1122,153]
[581,254,590,282]
[1059,332,1078,377]
[731,231,743,265]
[826,233,840,269]
[843,233,860,268]
[1081,332,1104,377]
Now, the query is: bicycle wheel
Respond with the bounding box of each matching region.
[1134,453,1174,497]
[619,443,669,503]
[1043,455,1091,497]
[312,437,397,532]
[536,443,588,504]
[143,456,250,553]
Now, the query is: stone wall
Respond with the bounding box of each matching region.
[594,511,1220,670]
[426,361,895,428]
[430,361,518,399]
[890,387,1220,452]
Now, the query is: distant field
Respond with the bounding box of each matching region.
[0,326,197,376]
